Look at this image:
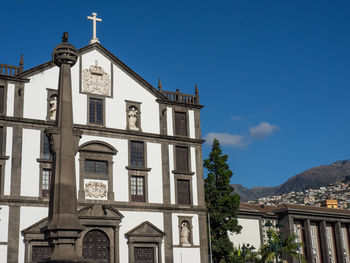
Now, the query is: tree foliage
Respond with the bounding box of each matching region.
[260,229,306,263]
[204,139,241,263]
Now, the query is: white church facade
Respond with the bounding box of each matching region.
[0,32,208,262]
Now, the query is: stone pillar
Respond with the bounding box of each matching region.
[319,220,329,263]
[39,33,89,263]
[303,219,314,263]
[335,222,345,263]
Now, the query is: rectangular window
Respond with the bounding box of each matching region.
[42,169,51,197]
[84,160,108,175]
[130,141,144,168]
[175,111,187,136]
[175,146,189,172]
[177,179,190,205]
[0,86,4,114]
[43,134,51,159]
[131,176,145,202]
[89,98,103,124]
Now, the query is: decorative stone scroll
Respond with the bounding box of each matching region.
[82,60,111,96]
[85,181,107,199]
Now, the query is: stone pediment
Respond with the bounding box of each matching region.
[78,205,123,220]
[22,217,48,235]
[79,141,117,155]
[125,221,165,238]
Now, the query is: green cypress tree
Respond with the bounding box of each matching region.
[204,139,241,263]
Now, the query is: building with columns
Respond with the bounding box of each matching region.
[230,203,350,263]
[0,29,208,262]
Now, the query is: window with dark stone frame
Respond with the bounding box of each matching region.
[42,169,51,197]
[0,86,4,115]
[175,146,189,172]
[177,179,190,205]
[131,176,145,202]
[174,111,187,136]
[42,134,51,159]
[130,141,144,168]
[89,98,103,124]
[84,159,108,175]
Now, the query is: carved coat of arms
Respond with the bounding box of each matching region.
[85,181,107,198]
[82,60,111,96]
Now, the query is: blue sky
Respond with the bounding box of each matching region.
[2,1,350,188]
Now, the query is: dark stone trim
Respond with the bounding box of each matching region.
[172,170,195,176]
[163,212,173,263]
[193,109,201,139]
[0,75,29,83]
[0,197,207,213]
[198,212,209,263]
[161,143,171,204]
[156,99,204,109]
[0,241,7,245]
[159,104,167,136]
[125,166,151,172]
[7,205,20,263]
[0,116,205,145]
[10,126,22,196]
[195,146,206,207]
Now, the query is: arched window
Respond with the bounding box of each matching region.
[82,230,110,263]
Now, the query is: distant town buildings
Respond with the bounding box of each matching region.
[249,182,350,209]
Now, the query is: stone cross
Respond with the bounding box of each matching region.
[87,12,102,44]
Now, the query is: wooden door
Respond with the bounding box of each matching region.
[134,247,154,263]
[82,230,110,263]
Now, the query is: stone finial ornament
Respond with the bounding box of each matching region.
[158,78,162,91]
[52,32,78,67]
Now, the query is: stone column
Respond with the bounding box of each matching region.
[303,219,314,263]
[39,33,90,263]
[319,220,329,263]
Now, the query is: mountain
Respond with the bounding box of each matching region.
[233,160,350,202]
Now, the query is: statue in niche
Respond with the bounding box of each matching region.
[128,106,139,131]
[180,221,191,246]
[49,94,57,120]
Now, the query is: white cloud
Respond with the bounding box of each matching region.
[249,122,279,139]
[204,132,246,147]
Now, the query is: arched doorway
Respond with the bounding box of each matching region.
[82,230,110,263]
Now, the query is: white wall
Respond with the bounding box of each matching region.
[228,218,261,250]
[23,66,59,120]
[118,211,164,263]
[0,205,9,242]
[188,110,195,139]
[18,206,48,263]
[190,147,198,206]
[168,145,175,204]
[0,245,7,263]
[72,57,87,125]
[21,129,40,197]
[147,142,163,203]
[167,107,173,136]
[7,83,15,117]
[173,247,201,263]
[4,127,12,195]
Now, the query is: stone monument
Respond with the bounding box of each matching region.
[39,32,92,263]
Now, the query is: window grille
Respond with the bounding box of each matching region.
[131,176,145,202]
[42,169,51,197]
[89,98,103,124]
[84,159,108,175]
[175,111,187,136]
[130,141,144,168]
[177,179,190,205]
[175,146,189,172]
